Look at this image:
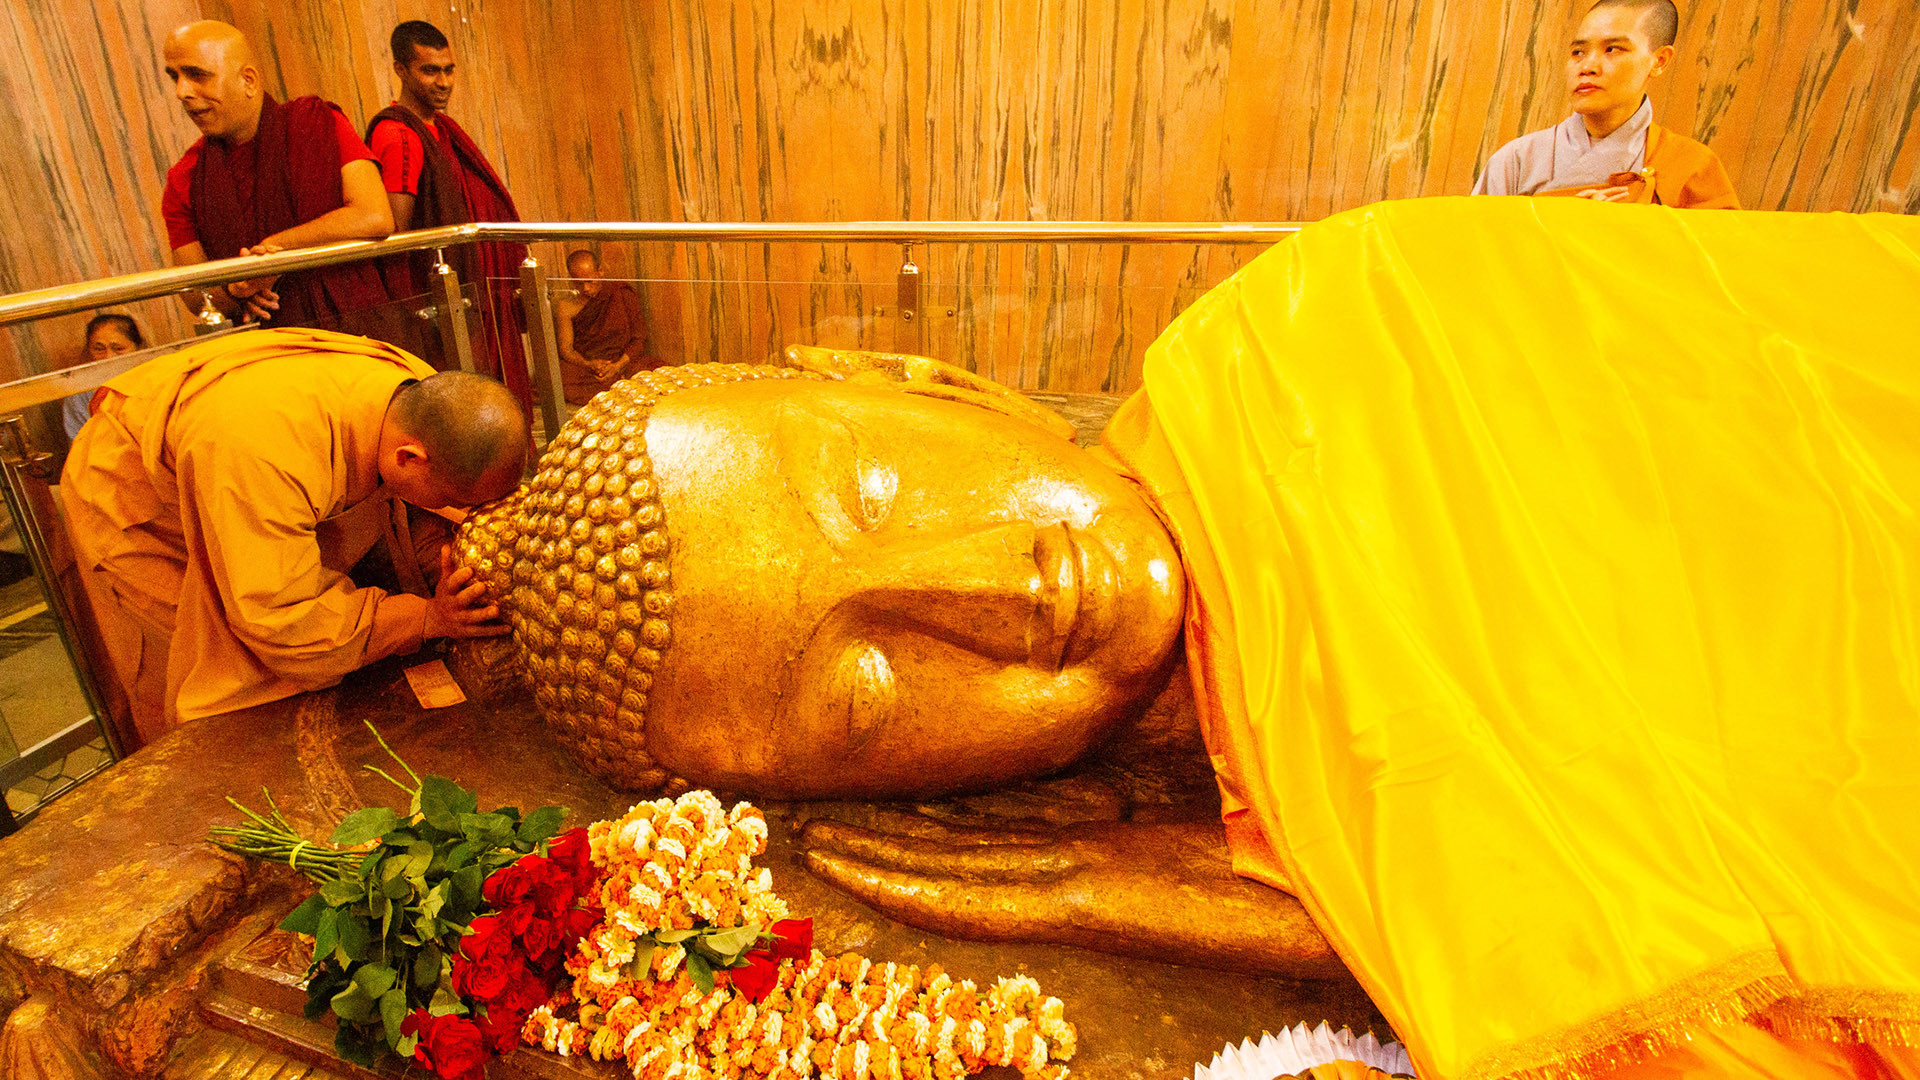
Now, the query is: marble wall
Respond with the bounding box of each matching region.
[3,0,1916,393]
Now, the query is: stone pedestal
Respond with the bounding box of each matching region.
[0,650,1385,1079]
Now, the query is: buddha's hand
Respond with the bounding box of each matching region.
[798,812,1346,979]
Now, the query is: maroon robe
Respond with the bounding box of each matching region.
[189,95,392,333]
[365,106,531,416]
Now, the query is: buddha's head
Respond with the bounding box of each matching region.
[456,349,1184,798]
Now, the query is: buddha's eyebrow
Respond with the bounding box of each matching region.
[772,404,863,553]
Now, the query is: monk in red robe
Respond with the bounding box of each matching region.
[555,250,654,405]
[159,21,395,330]
[365,20,532,417]
[1472,0,1739,208]
[59,329,527,744]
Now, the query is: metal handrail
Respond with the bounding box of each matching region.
[0,221,1306,328]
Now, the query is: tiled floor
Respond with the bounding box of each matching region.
[0,572,111,819]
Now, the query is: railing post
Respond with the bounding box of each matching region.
[519,255,567,445]
[0,416,124,763]
[895,243,923,355]
[431,250,475,373]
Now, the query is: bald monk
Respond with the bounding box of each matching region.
[160,21,394,329]
[59,328,527,743]
[1472,0,1739,208]
[555,250,652,405]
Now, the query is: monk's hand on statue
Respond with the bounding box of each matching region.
[799,813,1344,977]
[423,545,510,639]
[1580,185,1632,202]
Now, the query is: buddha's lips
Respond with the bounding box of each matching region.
[1032,522,1115,671]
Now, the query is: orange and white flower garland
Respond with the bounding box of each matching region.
[523,791,1077,1080]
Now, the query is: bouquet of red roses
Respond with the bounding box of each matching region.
[401,829,603,1079]
[210,724,596,1079]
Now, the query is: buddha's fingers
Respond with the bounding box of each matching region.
[801,847,1075,943]
[826,805,1056,847]
[798,819,1078,882]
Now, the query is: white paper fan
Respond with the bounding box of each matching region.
[1192,1021,1416,1079]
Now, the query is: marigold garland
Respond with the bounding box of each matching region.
[522,791,1078,1080]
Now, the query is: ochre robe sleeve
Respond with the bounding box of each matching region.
[1676,151,1741,209]
[173,435,427,688]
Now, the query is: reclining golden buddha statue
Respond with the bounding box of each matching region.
[457,198,1920,1080]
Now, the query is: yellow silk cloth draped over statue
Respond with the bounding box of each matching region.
[1100,198,1920,1080]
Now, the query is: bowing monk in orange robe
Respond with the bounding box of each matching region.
[1472,0,1739,209]
[59,328,527,743]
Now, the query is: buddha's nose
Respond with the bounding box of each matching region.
[823,521,1045,663]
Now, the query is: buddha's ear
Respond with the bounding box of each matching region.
[781,344,1077,442]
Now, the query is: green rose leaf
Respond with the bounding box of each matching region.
[381,873,411,901]
[414,944,442,989]
[624,939,657,980]
[330,980,375,1023]
[336,911,372,962]
[686,951,715,995]
[702,924,761,962]
[418,775,474,832]
[379,854,408,883]
[379,987,408,1048]
[335,1019,378,1067]
[655,928,698,944]
[444,840,479,873]
[396,1032,419,1058]
[518,805,567,845]
[428,984,468,1017]
[314,908,341,964]
[318,878,365,907]
[279,894,326,935]
[458,811,514,845]
[404,840,434,880]
[452,863,483,911]
[330,807,399,847]
[353,962,397,999]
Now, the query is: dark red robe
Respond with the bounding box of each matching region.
[365,106,531,416]
[189,95,393,333]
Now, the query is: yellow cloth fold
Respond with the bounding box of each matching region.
[1101,197,1920,1079]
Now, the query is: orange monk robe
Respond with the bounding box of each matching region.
[1534,126,1741,209]
[60,329,439,741]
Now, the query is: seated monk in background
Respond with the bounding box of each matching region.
[1472,0,1739,207]
[457,197,1920,1080]
[555,249,652,405]
[62,329,525,743]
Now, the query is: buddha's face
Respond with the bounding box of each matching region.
[638,379,1184,797]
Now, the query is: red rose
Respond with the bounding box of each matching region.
[521,915,560,962]
[481,861,535,909]
[501,960,555,1015]
[451,953,512,1002]
[461,914,513,963]
[524,857,577,918]
[499,900,537,936]
[558,906,598,951]
[547,828,596,891]
[768,918,813,963]
[475,1005,526,1056]
[730,953,781,1003]
[404,1011,488,1080]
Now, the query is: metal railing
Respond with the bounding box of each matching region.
[0,219,1305,831]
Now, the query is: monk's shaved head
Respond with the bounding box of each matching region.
[386,373,529,507]
[163,21,264,142]
[1586,0,1679,49]
[165,20,258,68]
